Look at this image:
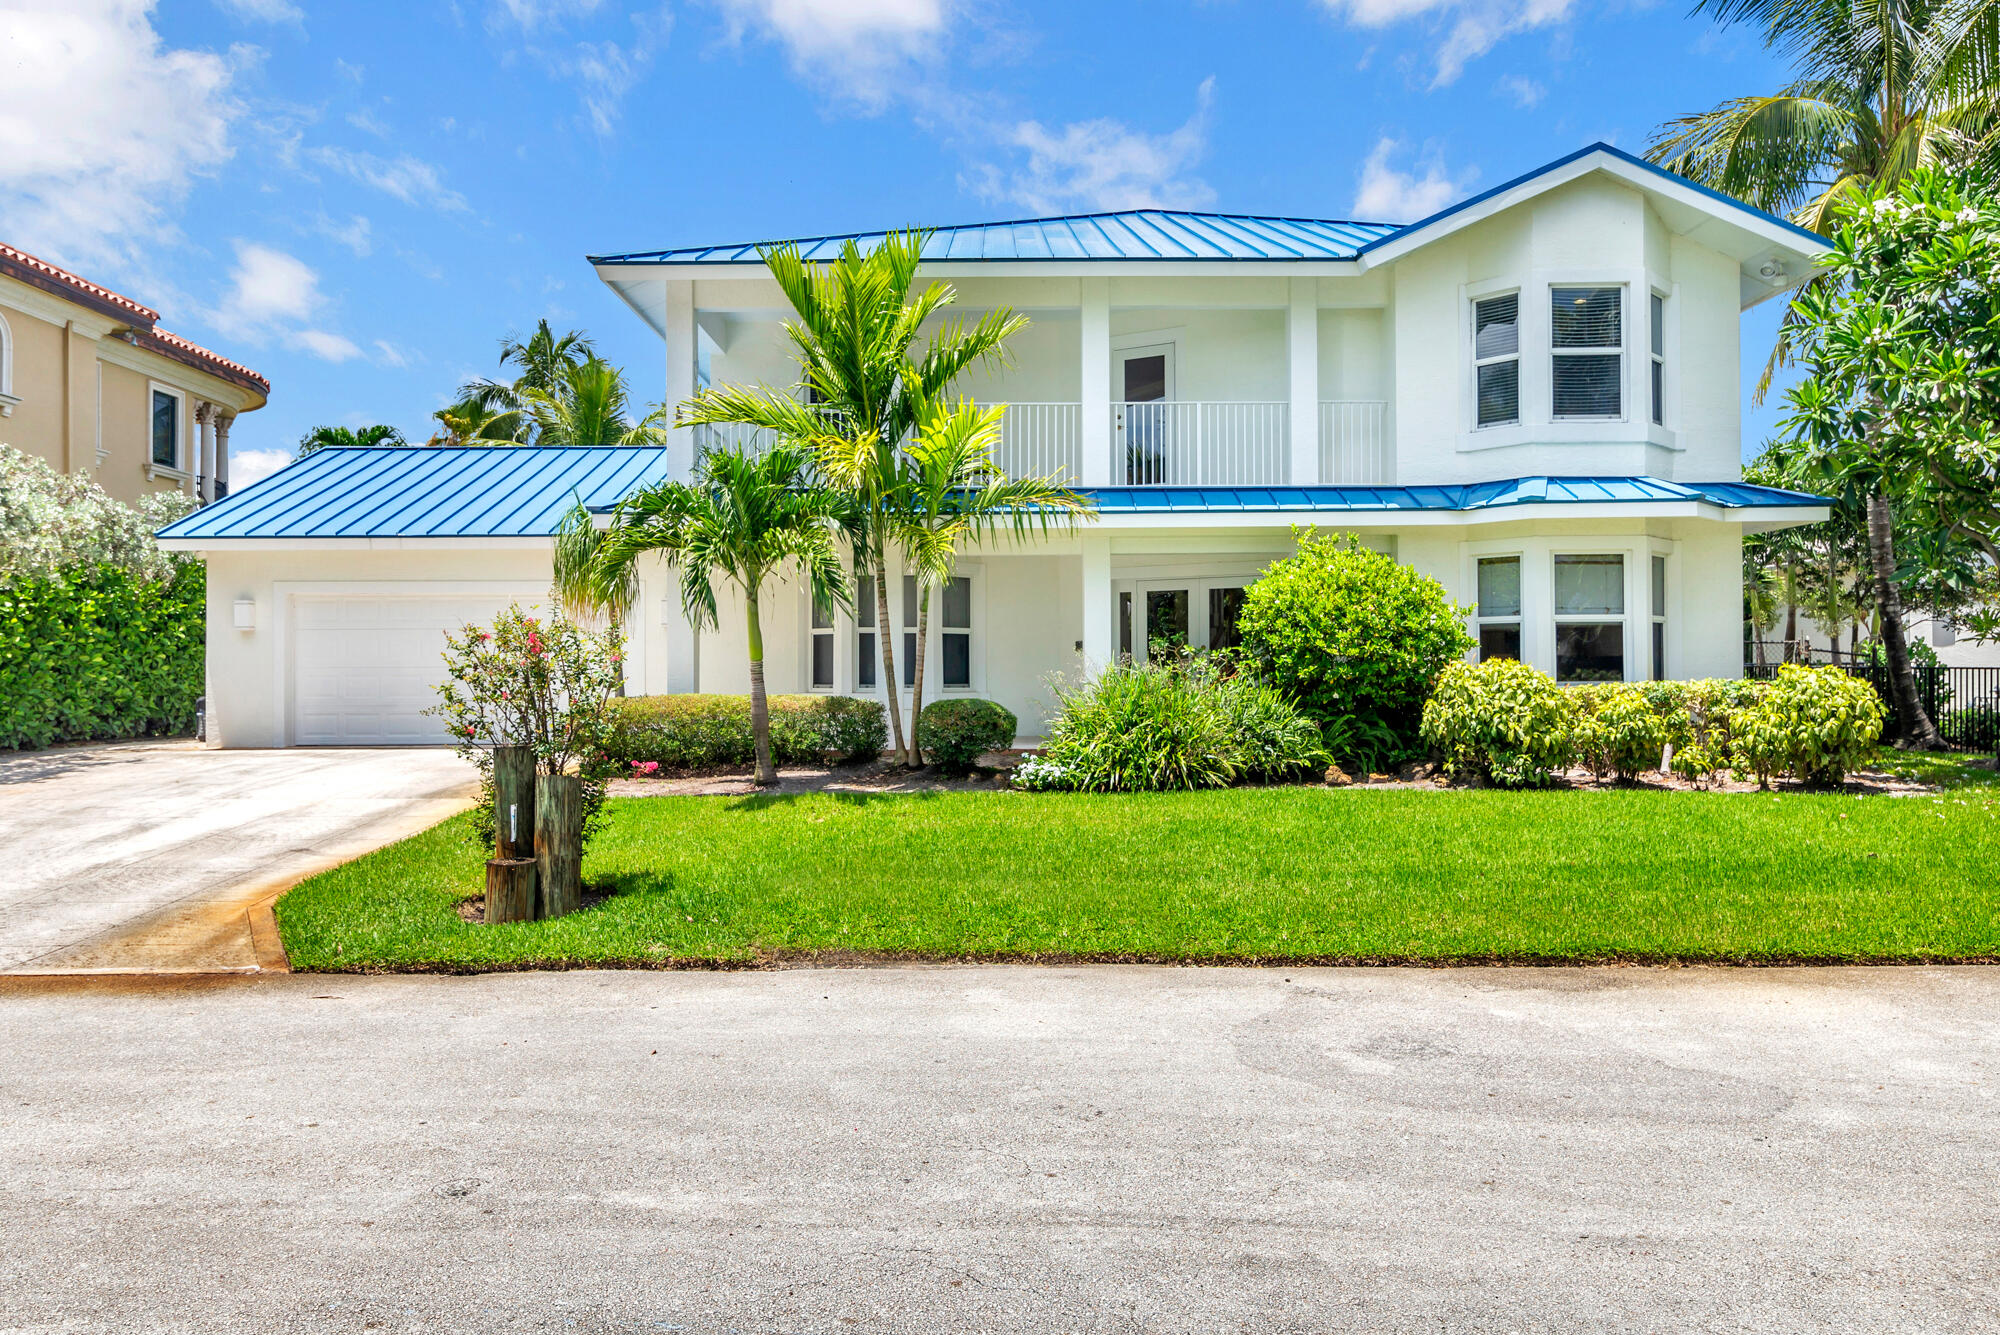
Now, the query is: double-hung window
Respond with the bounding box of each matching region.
[1476,557,1522,661]
[1551,286,1623,419]
[151,389,180,468]
[809,592,835,690]
[941,576,972,688]
[1649,293,1666,426]
[902,574,919,687]
[1650,555,1667,681]
[855,574,878,689]
[1554,553,1625,682]
[1472,293,1520,427]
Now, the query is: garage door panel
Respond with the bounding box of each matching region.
[290,591,539,746]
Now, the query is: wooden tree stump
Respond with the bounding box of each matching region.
[484,857,537,924]
[493,745,537,861]
[534,772,583,919]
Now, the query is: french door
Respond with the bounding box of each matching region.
[1122,579,1249,664]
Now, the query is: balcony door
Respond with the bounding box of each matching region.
[1117,344,1175,485]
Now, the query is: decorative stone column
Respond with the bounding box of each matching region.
[213,412,233,498]
[194,402,216,503]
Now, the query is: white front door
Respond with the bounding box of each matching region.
[290,592,533,745]
[1116,344,1175,484]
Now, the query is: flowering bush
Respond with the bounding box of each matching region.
[1007,754,1074,791]
[429,605,624,850]
[0,446,197,585]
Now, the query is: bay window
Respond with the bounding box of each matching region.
[1472,292,1520,427]
[1554,553,1625,682]
[1650,554,1667,681]
[1551,286,1623,420]
[1649,292,1666,426]
[1476,556,1522,660]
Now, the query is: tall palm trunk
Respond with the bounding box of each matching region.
[745,590,776,785]
[1865,491,1943,749]
[909,584,931,767]
[874,554,908,765]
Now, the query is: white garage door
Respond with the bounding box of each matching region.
[291,592,537,745]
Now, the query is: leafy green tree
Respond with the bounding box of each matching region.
[678,231,1025,765]
[520,356,672,448]
[1648,0,2000,387]
[427,400,526,448]
[1773,166,2000,747]
[553,444,848,785]
[892,401,1092,763]
[296,424,406,456]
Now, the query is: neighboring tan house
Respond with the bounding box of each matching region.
[163,142,1834,748]
[0,242,268,505]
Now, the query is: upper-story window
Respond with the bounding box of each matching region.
[1551,286,1623,420]
[151,389,180,468]
[1472,293,1520,428]
[1649,292,1666,426]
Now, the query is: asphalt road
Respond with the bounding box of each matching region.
[2,964,1996,1334]
[0,743,474,972]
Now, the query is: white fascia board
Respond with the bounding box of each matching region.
[593,260,1365,282]
[1353,151,1829,273]
[1090,501,1831,530]
[155,535,557,552]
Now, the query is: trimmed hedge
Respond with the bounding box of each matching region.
[604,693,886,773]
[0,562,205,750]
[918,698,1017,775]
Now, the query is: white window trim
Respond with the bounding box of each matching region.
[1549,282,1628,424]
[145,381,190,482]
[838,560,986,699]
[1551,546,1635,684]
[1472,552,1526,660]
[1648,540,1676,681]
[802,585,838,693]
[1467,285,1522,431]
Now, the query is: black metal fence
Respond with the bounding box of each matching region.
[1745,645,2000,752]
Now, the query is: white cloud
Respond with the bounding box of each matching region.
[1496,73,1545,108]
[0,0,239,269]
[373,339,410,367]
[210,241,362,364]
[229,447,292,488]
[973,78,1217,215]
[215,0,302,22]
[344,107,391,137]
[308,146,467,211]
[706,0,949,107]
[313,212,372,256]
[1352,137,1476,221]
[559,9,670,134]
[289,329,362,361]
[1318,0,1575,86]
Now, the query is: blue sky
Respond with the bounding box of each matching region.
[4,0,1797,485]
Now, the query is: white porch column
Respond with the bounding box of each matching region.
[662,279,697,482]
[1080,532,1113,675]
[663,599,701,694]
[1287,278,1319,486]
[1079,278,1112,486]
[213,412,232,496]
[195,403,217,503]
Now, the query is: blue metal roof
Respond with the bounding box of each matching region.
[156,445,675,540]
[589,210,1401,266]
[1081,477,1831,514]
[590,144,1824,270]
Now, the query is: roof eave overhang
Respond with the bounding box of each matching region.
[1092,501,1831,528]
[156,535,563,552]
[594,259,1369,284]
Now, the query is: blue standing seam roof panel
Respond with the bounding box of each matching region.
[1078,478,1831,513]
[155,445,677,540]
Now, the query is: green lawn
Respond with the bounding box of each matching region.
[275,785,2000,971]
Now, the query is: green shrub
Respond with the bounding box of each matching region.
[604,693,886,772]
[919,698,1017,775]
[1573,684,1671,782]
[0,562,205,750]
[1731,664,1885,788]
[1215,673,1332,781]
[1237,531,1473,745]
[1031,661,1241,792]
[1420,658,1577,789]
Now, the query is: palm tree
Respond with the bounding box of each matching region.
[521,357,673,448]
[893,400,1094,764]
[1648,0,2000,389]
[427,400,526,448]
[553,443,848,786]
[296,424,406,456]
[456,320,598,416]
[678,231,1026,765]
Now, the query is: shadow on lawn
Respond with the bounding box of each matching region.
[721,789,946,814]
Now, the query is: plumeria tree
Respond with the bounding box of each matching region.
[1774,166,2000,746]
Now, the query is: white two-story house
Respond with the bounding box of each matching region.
[164,143,1832,748]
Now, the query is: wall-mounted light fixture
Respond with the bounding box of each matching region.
[233,597,256,630]
[1757,259,1786,281]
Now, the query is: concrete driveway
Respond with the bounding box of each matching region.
[1,964,1996,1332]
[0,743,476,973]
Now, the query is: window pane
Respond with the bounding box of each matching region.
[903,632,917,686]
[1553,353,1621,418]
[1474,293,1518,358]
[1651,620,1666,682]
[942,575,971,628]
[1551,287,1621,348]
[1651,555,1666,617]
[1145,589,1189,656]
[857,574,876,619]
[1555,554,1623,614]
[811,594,833,630]
[151,391,177,467]
[1477,557,1520,618]
[1650,359,1663,426]
[1650,292,1664,356]
[1208,587,1245,651]
[942,632,970,687]
[811,634,833,688]
[1123,353,1167,403]
[1479,623,1521,662]
[901,575,917,628]
[1118,591,1133,658]
[858,632,876,687]
[1476,361,1519,427]
[1556,622,1624,682]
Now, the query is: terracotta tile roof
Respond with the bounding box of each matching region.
[0,240,268,398]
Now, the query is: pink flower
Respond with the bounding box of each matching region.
[631,760,660,775]
[526,630,545,656]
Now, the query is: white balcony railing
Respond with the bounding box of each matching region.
[1319,401,1391,484]
[1114,401,1290,486]
[987,401,1082,481]
[690,421,779,455]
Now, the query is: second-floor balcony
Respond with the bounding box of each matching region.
[695,399,1391,488]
